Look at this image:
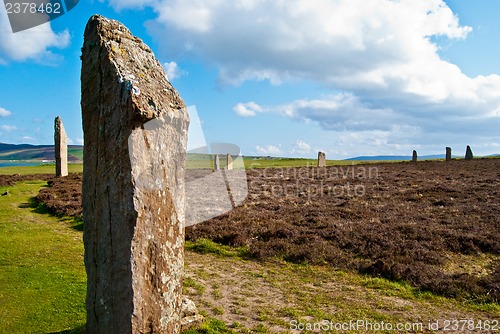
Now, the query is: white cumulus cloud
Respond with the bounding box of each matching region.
[235,92,500,153]
[0,7,70,63]
[163,61,184,81]
[234,93,399,131]
[0,125,17,132]
[290,140,312,155]
[233,102,263,117]
[139,1,472,91]
[255,144,282,156]
[105,0,500,107]
[0,107,12,117]
[136,0,500,116]
[97,0,500,154]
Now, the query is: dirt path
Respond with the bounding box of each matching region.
[184,250,499,333]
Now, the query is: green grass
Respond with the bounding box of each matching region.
[67,148,84,160]
[0,181,239,333]
[184,277,206,295]
[0,157,376,176]
[183,317,235,334]
[0,163,83,175]
[0,181,86,334]
[185,239,251,259]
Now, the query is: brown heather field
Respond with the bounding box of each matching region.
[29,158,500,304]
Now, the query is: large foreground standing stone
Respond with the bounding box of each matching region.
[446,147,452,161]
[318,151,326,167]
[412,150,417,163]
[465,145,473,160]
[54,116,68,177]
[81,15,189,334]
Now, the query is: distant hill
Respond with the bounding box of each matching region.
[0,143,83,162]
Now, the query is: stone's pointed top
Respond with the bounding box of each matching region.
[54,116,64,128]
[85,14,139,43]
[82,14,186,124]
[89,13,105,21]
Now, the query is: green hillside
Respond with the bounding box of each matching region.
[0,143,83,162]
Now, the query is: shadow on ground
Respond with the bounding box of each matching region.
[19,195,84,231]
[48,324,86,334]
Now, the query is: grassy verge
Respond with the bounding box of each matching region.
[185,239,251,259]
[0,181,86,334]
[0,164,83,175]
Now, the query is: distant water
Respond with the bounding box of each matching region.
[0,161,45,168]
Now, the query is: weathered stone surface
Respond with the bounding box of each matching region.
[54,116,68,177]
[465,145,473,160]
[81,15,189,334]
[412,150,417,163]
[214,154,220,171]
[226,154,233,170]
[446,147,452,161]
[318,151,326,168]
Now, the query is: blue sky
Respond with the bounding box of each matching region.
[1,0,500,159]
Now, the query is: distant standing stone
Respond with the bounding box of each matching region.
[318,151,326,167]
[226,154,233,170]
[412,150,417,163]
[214,154,220,171]
[54,116,68,177]
[465,145,473,160]
[81,15,189,334]
[446,147,452,161]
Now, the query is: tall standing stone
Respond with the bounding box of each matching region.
[226,154,233,170]
[214,154,220,171]
[81,15,189,334]
[465,145,473,160]
[412,150,417,163]
[318,151,326,167]
[54,116,68,177]
[446,147,452,161]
